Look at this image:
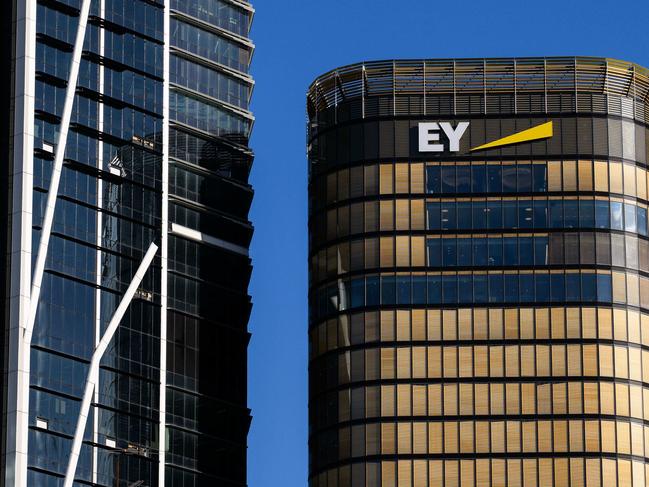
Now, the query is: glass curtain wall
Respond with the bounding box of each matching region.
[30,0,164,485]
[166,1,254,486]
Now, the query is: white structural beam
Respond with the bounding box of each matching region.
[92,0,107,482]
[25,0,92,343]
[159,0,170,482]
[5,0,37,486]
[63,242,159,487]
[12,3,92,485]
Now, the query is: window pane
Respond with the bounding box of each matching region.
[426,166,441,193]
[533,164,547,192]
[472,165,487,193]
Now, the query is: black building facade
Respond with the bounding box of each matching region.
[0,1,255,486]
[308,58,649,487]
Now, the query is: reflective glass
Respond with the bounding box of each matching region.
[170,18,251,72]
[533,164,547,192]
[579,200,595,227]
[441,203,456,230]
[624,203,637,232]
[170,0,250,36]
[549,200,563,228]
[426,166,442,194]
[595,200,610,228]
[472,166,487,192]
[503,201,517,227]
[396,276,411,305]
[551,274,565,301]
[610,202,624,230]
[351,279,365,308]
[638,207,648,236]
[535,274,550,301]
[564,200,578,228]
[518,165,532,192]
[474,238,488,266]
[487,166,502,192]
[474,275,488,302]
[458,239,472,266]
[367,276,380,305]
[503,238,518,266]
[504,275,519,302]
[458,275,473,303]
[412,276,427,304]
[566,274,581,301]
[534,237,549,265]
[457,202,472,230]
[518,202,534,229]
[519,237,534,265]
[488,239,503,266]
[443,240,457,266]
[520,274,535,302]
[502,166,517,193]
[533,200,548,227]
[428,275,442,304]
[487,201,502,229]
[441,166,455,193]
[489,274,504,302]
[382,276,396,305]
[597,274,612,301]
[456,166,471,192]
[443,275,458,303]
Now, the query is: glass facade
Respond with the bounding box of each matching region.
[166,1,254,487]
[1,0,254,486]
[307,58,649,487]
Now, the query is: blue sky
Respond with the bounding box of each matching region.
[247,0,649,485]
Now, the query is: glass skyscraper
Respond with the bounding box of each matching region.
[0,1,254,486]
[307,57,649,487]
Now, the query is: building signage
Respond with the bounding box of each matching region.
[418,120,553,153]
[418,122,469,152]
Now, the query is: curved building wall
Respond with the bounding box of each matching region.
[307,58,649,487]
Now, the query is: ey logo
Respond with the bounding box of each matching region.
[418,121,553,153]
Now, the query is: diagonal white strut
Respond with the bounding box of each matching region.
[25,0,92,343]
[63,242,159,487]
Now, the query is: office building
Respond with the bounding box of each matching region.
[1,0,254,486]
[307,57,649,486]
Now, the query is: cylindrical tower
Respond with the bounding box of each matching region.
[307,57,649,487]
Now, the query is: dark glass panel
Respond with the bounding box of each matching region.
[487,165,502,192]
[381,275,396,305]
[457,202,472,230]
[441,166,455,193]
[396,276,411,305]
[471,165,487,192]
[517,164,532,192]
[456,166,471,192]
[473,238,488,266]
[426,166,441,193]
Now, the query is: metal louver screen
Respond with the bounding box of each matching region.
[308,57,649,139]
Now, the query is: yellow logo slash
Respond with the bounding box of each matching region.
[470,121,553,152]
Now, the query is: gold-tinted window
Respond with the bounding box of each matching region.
[563,160,577,191]
[379,164,393,194]
[411,163,424,194]
[548,160,562,191]
[610,161,623,194]
[379,200,394,231]
[395,163,409,194]
[594,161,609,192]
[395,200,409,230]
